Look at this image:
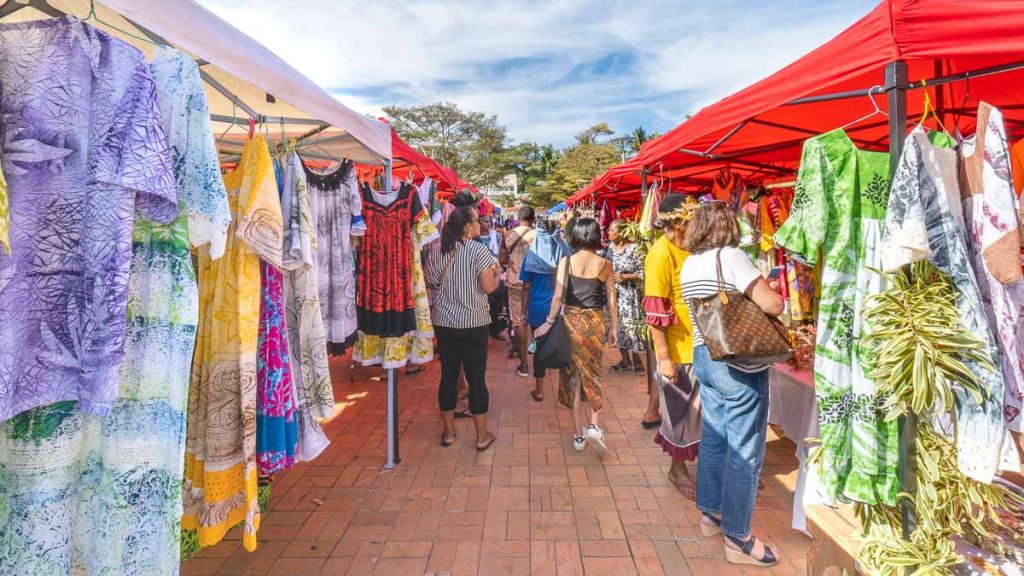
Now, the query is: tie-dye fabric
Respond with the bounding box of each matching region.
[0,43,227,575]
[0,16,178,422]
[256,261,298,476]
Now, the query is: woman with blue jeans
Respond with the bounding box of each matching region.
[680,202,784,567]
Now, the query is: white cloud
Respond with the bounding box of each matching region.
[197,0,876,146]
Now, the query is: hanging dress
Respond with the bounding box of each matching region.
[881,126,1007,482]
[958,103,1024,433]
[280,153,330,460]
[0,42,226,574]
[183,134,283,552]
[305,159,361,352]
[352,182,438,368]
[0,156,7,254]
[774,129,899,507]
[0,16,178,423]
[609,243,646,353]
[256,261,298,476]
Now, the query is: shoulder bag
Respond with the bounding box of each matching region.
[535,259,572,369]
[688,249,793,365]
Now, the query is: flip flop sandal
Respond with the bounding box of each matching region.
[476,433,497,452]
[440,431,457,448]
[611,362,631,373]
[530,390,544,402]
[454,408,473,419]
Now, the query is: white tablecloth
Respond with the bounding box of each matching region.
[768,364,822,535]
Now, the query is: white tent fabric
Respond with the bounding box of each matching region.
[1,0,391,164]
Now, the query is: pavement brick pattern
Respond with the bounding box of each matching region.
[182,340,811,575]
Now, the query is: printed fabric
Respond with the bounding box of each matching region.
[774,129,899,507]
[0,16,178,422]
[183,135,283,552]
[256,262,298,476]
[609,243,646,353]
[558,307,606,413]
[0,157,7,254]
[353,183,439,368]
[882,127,1008,480]
[305,159,361,349]
[0,46,228,575]
[959,103,1024,432]
[642,235,695,365]
[279,153,330,458]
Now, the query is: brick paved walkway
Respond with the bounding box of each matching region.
[183,339,811,575]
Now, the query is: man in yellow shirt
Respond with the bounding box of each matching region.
[643,194,701,499]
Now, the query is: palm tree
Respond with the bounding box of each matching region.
[538,144,561,177]
[630,126,649,154]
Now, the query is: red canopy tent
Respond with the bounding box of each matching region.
[574,0,1024,205]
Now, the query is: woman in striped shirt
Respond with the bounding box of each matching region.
[426,206,501,452]
[680,201,783,567]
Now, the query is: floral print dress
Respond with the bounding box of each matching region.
[881,127,1007,482]
[959,103,1024,433]
[609,242,646,352]
[183,135,283,552]
[775,129,899,507]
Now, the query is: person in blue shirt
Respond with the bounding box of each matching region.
[519,220,569,402]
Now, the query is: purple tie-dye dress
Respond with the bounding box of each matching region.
[0,16,178,422]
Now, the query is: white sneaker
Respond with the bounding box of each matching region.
[572,435,586,452]
[585,425,607,455]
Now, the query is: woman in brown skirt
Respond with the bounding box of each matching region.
[535,218,618,455]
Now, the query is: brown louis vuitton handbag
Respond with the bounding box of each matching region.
[688,249,793,365]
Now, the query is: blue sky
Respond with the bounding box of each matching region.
[198,0,877,147]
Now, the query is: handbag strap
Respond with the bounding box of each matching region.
[715,248,730,305]
[435,244,461,288]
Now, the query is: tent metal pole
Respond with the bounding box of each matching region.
[639,166,657,398]
[384,158,400,470]
[886,60,917,545]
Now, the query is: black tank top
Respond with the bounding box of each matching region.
[564,261,607,309]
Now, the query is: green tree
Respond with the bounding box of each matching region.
[384,101,519,187]
[574,122,615,146]
[526,130,619,206]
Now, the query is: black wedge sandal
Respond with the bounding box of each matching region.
[723,534,778,567]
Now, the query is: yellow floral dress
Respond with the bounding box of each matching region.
[182,135,283,551]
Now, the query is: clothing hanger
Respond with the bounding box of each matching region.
[952,74,974,141]
[0,0,65,19]
[215,101,240,145]
[915,81,948,134]
[84,0,168,48]
[837,85,887,132]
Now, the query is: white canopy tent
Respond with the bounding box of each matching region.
[0,0,392,164]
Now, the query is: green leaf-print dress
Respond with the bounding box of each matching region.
[775,129,900,506]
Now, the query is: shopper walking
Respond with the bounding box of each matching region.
[535,218,617,455]
[519,220,569,402]
[644,194,702,498]
[607,220,646,375]
[477,214,509,341]
[501,206,536,377]
[682,201,784,567]
[426,206,500,452]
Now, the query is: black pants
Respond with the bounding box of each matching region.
[529,322,546,378]
[436,325,490,414]
[488,283,508,336]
